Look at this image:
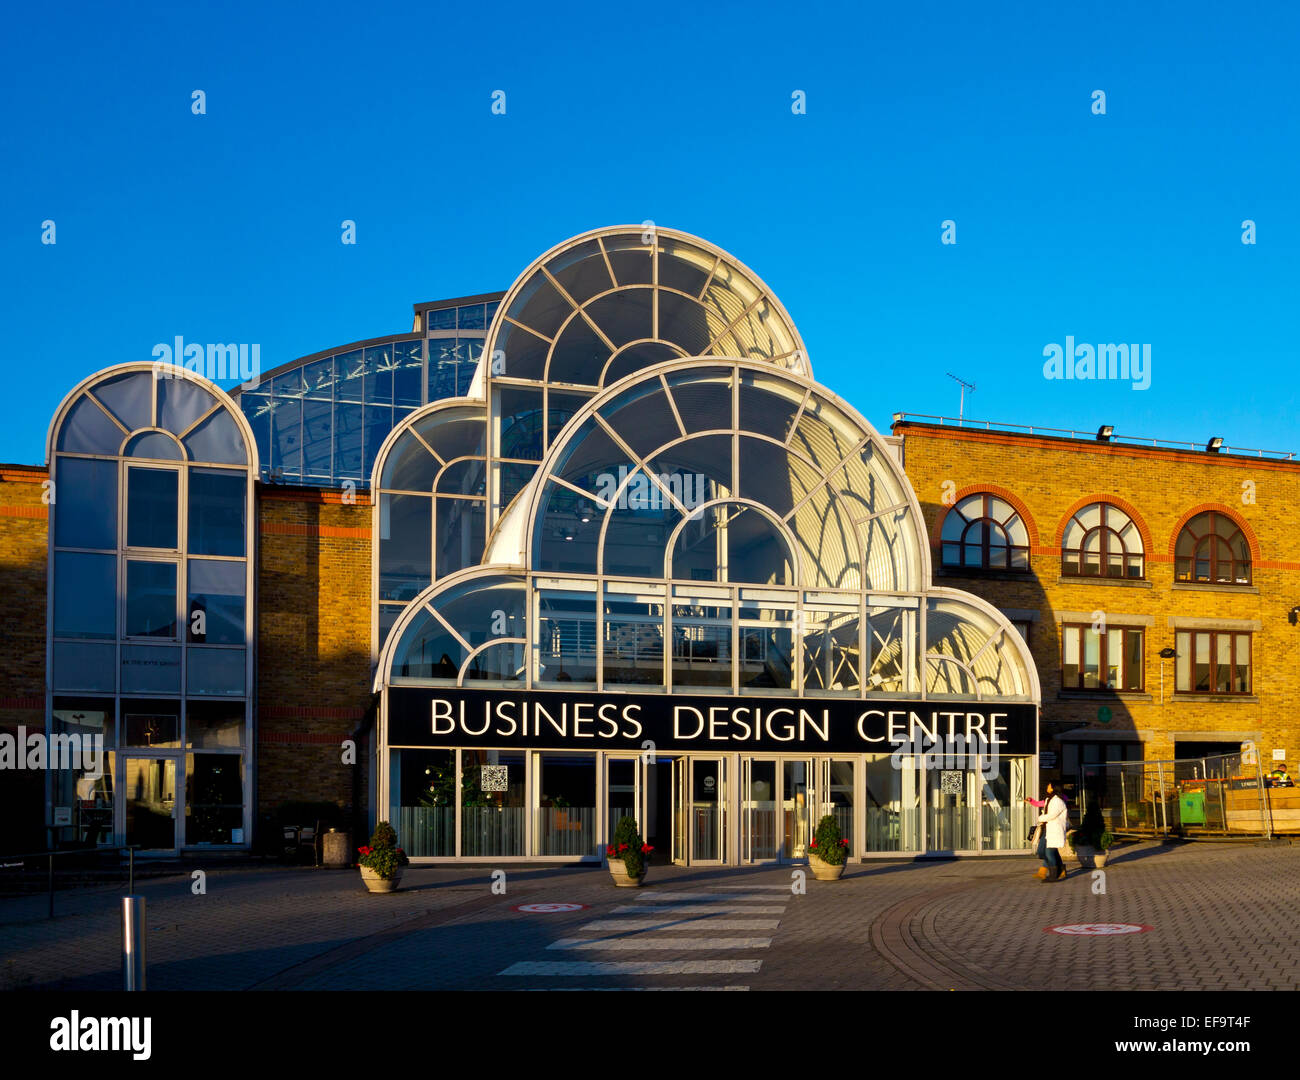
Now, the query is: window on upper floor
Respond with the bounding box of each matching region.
[1061,624,1144,691]
[1175,630,1251,694]
[1174,511,1251,585]
[1061,502,1144,579]
[940,493,1030,572]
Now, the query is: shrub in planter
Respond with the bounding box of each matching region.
[606,816,653,878]
[357,821,409,880]
[809,815,850,866]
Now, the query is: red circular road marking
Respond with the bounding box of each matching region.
[1045,922,1152,936]
[512,902,588,913]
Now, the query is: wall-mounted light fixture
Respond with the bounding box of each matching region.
[1206,437,1224,453]
[1096,425,1115,442]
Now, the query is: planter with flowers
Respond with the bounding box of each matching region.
[357,821,409,893]
[808,814,850,880]
[605,815,653,887]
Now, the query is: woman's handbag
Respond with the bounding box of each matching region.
[1030,823,1045,859]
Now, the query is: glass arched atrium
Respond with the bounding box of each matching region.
[45,364,257,852]
[368,227,1040,863]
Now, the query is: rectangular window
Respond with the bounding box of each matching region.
[1061,624,1143,691]
[53,552,116,639]
[123,700,180,748]
[125,560,178,638]
[393,340,424,408]
[126,467,178,549]
[186,753,245,844]
[426,307,457,331]
[188,470,246,556]
[54,457,118,550]
[1175,630,1252,694]
[186,700,245,748]
[187,559,246,644]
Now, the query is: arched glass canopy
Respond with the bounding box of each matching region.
[374,227,1038,706]
[478,226,811,527]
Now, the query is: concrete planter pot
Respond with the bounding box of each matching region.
[1071,844,1110,869]
[360,866,403,893]
[607,860,646,887]
[808,854,845,881]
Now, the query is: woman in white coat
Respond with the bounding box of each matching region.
[1037,782,1069,882]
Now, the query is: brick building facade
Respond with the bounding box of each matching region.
[6,226,1294,858]
[895,417,1299,783]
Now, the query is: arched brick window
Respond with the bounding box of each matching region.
[1175,511,1251,585]
[940,493,1030,571]
[1061,502,1144,578]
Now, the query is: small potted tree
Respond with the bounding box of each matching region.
[808,815,850,880]
[1068,804,1115,869]
[605,815,653,887]
[357,821,409,893]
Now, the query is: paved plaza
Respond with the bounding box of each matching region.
[4,840,1299,991]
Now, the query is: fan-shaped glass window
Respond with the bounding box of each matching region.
[1061,503,1144,578]
[391,576,526,683]
[531,363,923,593]
[1174,511,1251,585]
[941,494,1030,572]
[125,431,184,460]
[486,228,807,389]
[57,394,127,454]
[375,405,491,649]
[926,597,1032,699]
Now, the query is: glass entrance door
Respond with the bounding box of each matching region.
[743,757,815,862]
[691,758,725,862]
[123,756,178,850]
[743,758,778,860]
[670,757,726,864]
[671,757,687,864]
[927,767,979,852]
[604,755,644,849]
[781,759,813,859]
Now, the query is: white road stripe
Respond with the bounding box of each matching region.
[614,904,786,914]
[501,960,764,975]
[634,892,781,901]
[578,918,780,931]
[548,936,771,951]
[521,985,751,991]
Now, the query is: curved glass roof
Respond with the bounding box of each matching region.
[230,296,502,488]
[369,222,1040,707]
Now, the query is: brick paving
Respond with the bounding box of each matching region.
[2,840,1297,990]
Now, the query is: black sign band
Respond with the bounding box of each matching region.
[387,687,1038,756]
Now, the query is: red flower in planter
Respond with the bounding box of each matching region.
[618,843,628,851]
[605,844,616,856]
[840,838,849,846]
[809,840,818,848]
[640,844,654,853]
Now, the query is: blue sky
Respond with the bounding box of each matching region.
[2,0,1296,463]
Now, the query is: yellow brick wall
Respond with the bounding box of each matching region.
[256,487,375,817]
[0,467,50,851]
[898,423,1299,772]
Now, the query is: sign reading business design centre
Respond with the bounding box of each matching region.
[386,688,1038,755]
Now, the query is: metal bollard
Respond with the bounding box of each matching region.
[122,896,147,991]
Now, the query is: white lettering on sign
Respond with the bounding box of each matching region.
[423,698,1020,750]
